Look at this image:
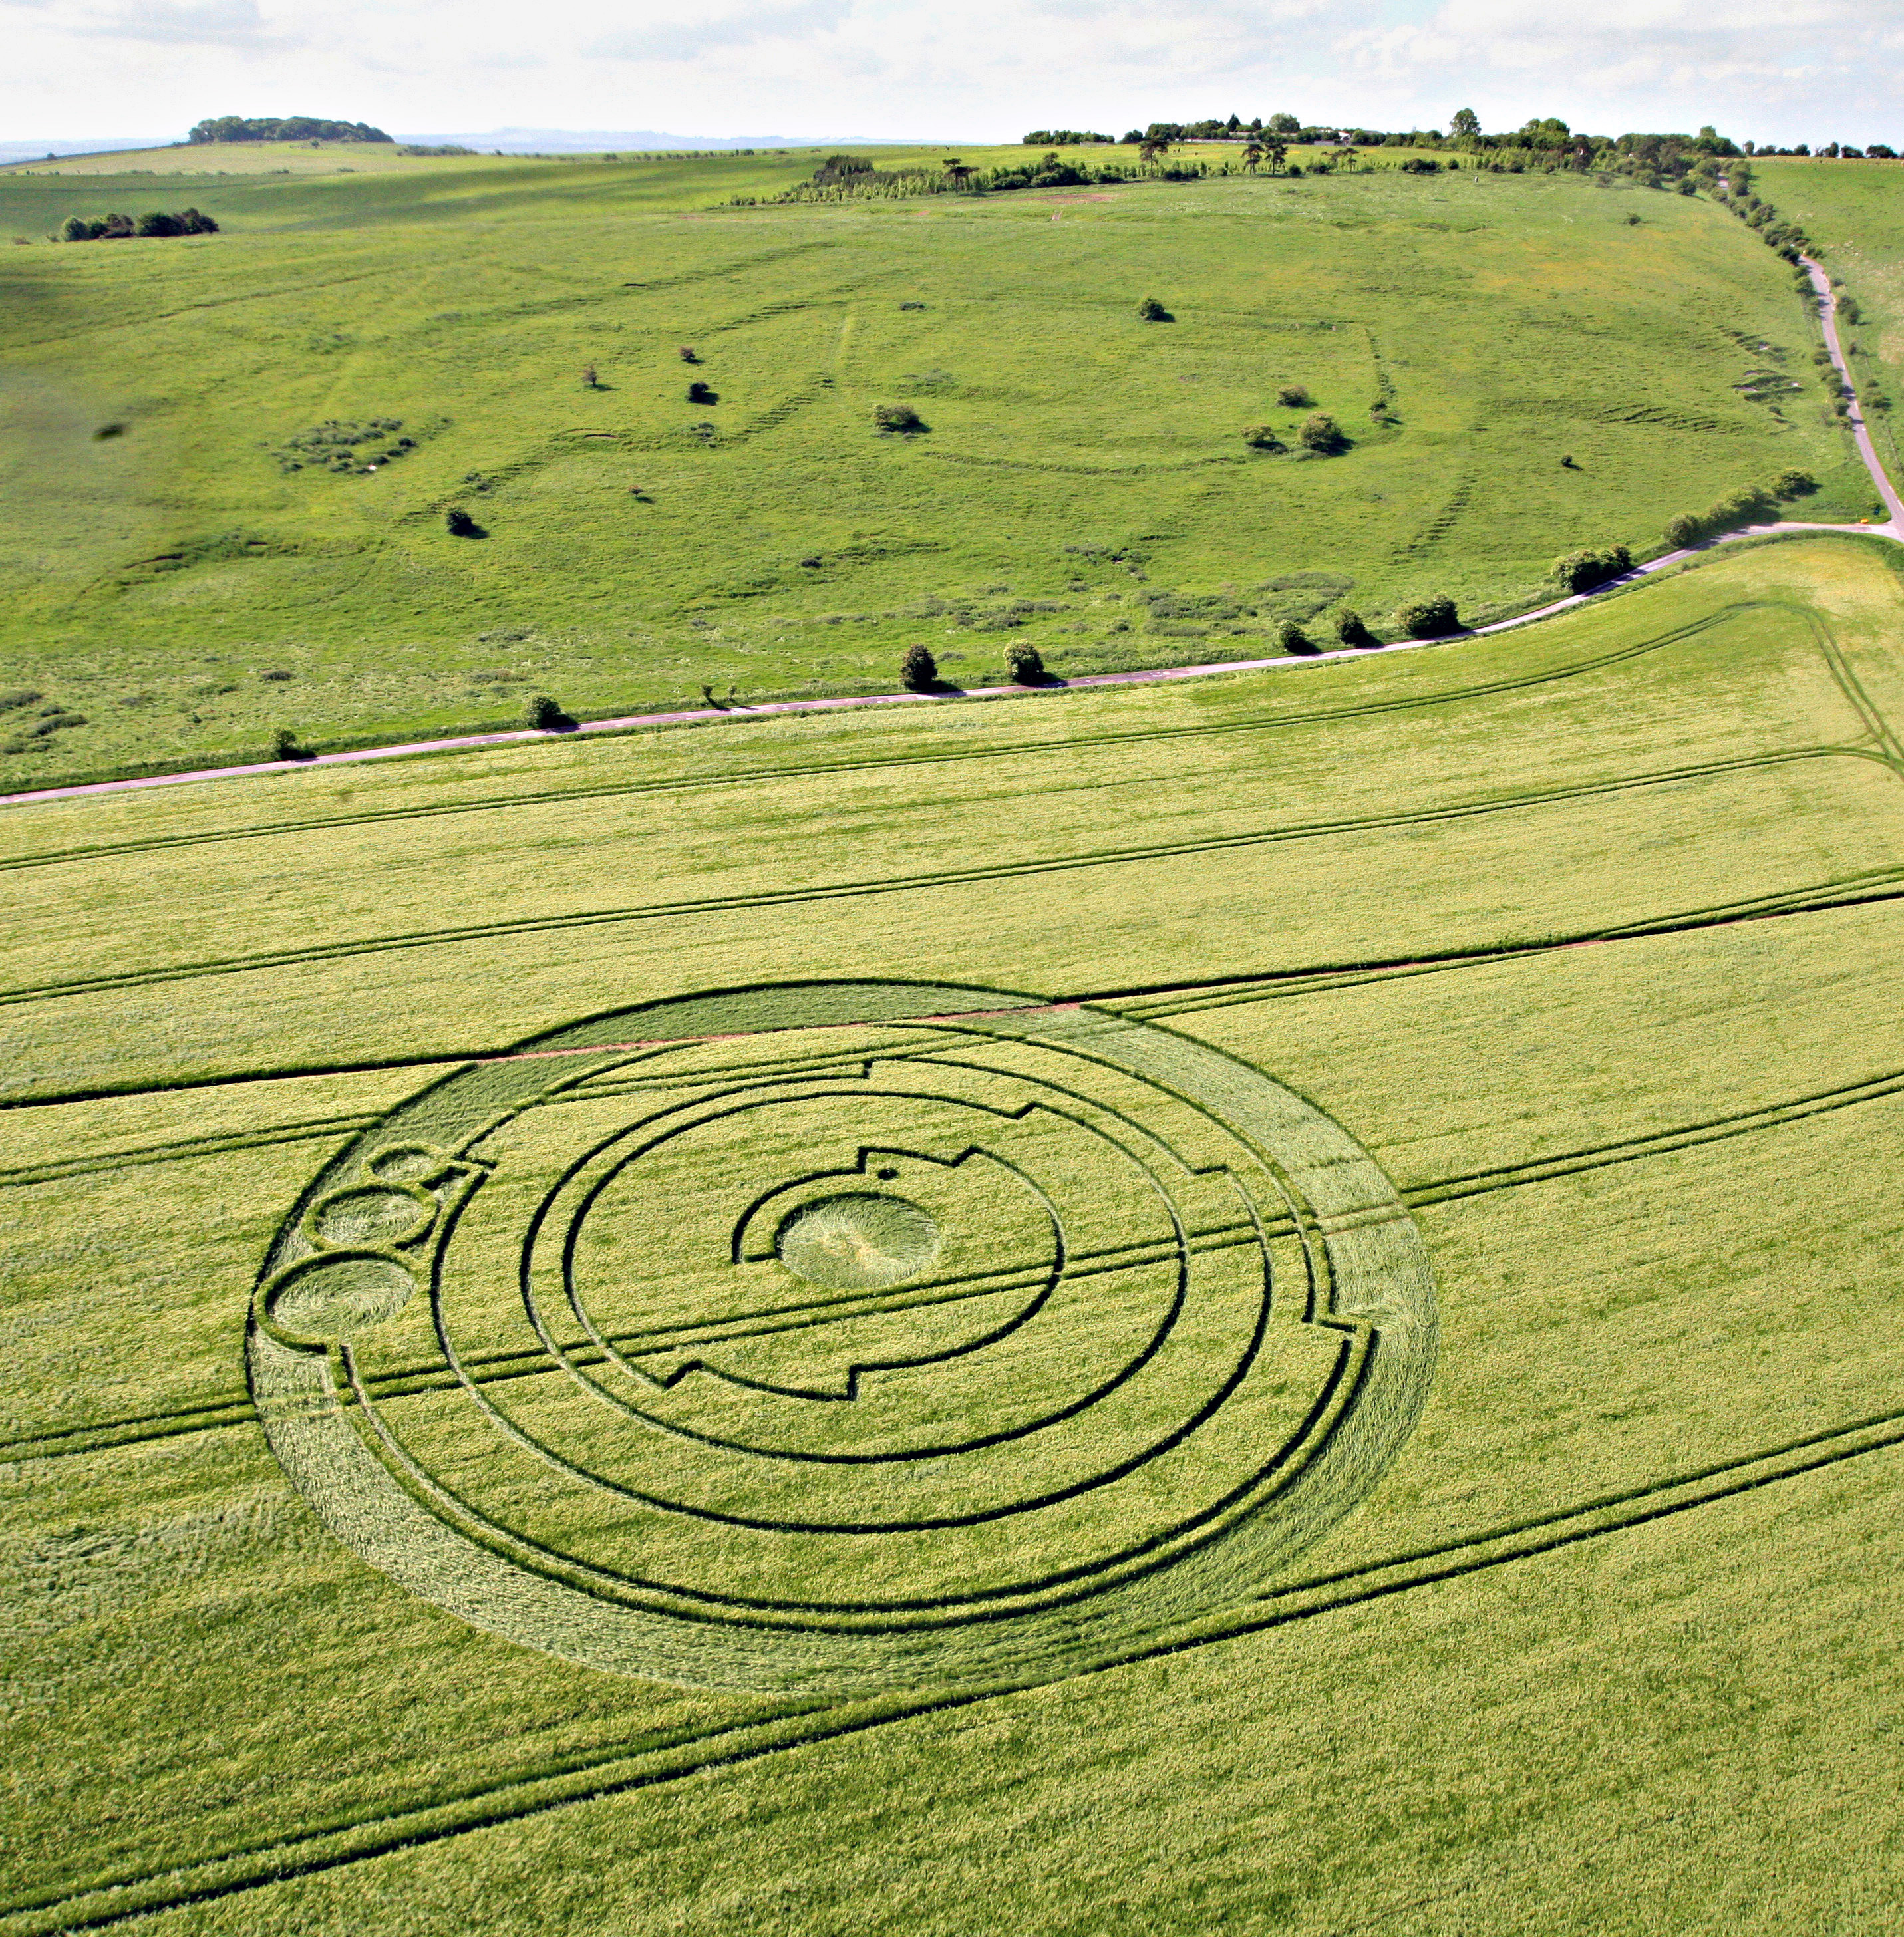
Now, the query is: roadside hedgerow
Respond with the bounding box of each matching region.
[1275,619,1317,655]
[1334,607,1378,648]
[269,726,310,761]
[1003,641,1045,683]
[1552,544,1633,593]
[1394,594,1460,638]
[900,644,938,690]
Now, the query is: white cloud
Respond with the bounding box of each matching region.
[1,0,1901,146]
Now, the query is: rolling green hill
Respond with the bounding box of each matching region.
[3,535,1903,1931]
[0,148,1879,786]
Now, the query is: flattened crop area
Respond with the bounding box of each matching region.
[4,538,1904,1935]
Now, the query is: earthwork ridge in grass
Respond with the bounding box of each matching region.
[0,602,1852,874]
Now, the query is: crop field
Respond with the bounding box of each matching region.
[0,146,1882,788]
[3,531,1904,1932]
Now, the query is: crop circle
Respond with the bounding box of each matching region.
[249,979,1436,1694]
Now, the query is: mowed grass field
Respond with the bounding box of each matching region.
[0,145,1879,786]
[4,533,1904,1931]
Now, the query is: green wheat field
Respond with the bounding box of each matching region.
[4,146,1904,1935]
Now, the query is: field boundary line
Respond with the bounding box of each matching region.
[6,1410,1899,1936]
[0,749,1851,1010]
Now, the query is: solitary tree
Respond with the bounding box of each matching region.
[1450,108,1481,138]
[900,644,938,690]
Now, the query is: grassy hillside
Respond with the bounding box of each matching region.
[3,535,1904,1930]
[1754,156,1904,494]
[0,150,1878,787]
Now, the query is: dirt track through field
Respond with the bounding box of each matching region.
[1,261,1895,820]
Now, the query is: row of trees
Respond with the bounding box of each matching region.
[188,116,391,144]
[55,208,218,241]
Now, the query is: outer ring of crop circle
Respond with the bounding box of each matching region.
[247,978,1438,1695]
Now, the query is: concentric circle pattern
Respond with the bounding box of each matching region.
[248,981,1437,1694]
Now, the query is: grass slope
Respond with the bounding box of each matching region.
[2,535,1903,1930]
[1754,156,1904,496]
[0,152,1877,787]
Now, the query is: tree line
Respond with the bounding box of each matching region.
[55,208,218,241]
[188,116,391,144]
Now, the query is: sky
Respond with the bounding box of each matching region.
[3,0,1902,148]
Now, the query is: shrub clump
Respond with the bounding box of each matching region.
[1241,424,1285,451]
[269,726,311,761]
[274,418,413,475]
[873,403,927,434]
[1275,619,1318,655]
[525,694,575,730]
[445,506,482,537]
[1773,468,1819,498]
[1275,383,1311,408]
[58,208,218,241]
[686,380,717,404]
[1136,296,1172,321]
[1394,595,1460,639]
[1334,607,1379,649]
[900,644,939,690]
[1298,412,1347,454]
[1003,640,1045,683]
[1552,544,1633,593]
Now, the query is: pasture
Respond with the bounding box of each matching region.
[0,147,1876,787]
[3,533,1903,1931]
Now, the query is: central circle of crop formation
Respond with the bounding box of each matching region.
[775,1193,941,1290]
[249,980,1437,1695]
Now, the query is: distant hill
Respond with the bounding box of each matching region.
[392,127,902,153]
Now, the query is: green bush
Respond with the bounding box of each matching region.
[1298,412,1347,454]
[1334,608,1378,649]
[901,644,939,690]
[687,380,717,404]
[1137,296,1172,321]
[1773,468,1819,499]
[445,507,482,537]
[525,694,575,730]
[1276,383,1311,408]
[1664,512,1702,548]
[1394,594,1460,638]
[269,726,309,761]
[873,403,926,433]
[1551,544,1633,593]
[1003,641,1045,683]
[1241,424,1284,450]
[1275,619,1317,655]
